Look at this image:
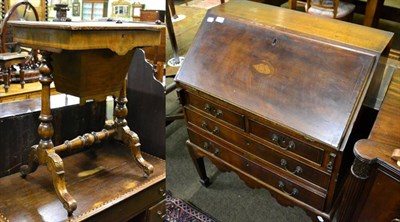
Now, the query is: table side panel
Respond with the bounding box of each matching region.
[11,27,161,55]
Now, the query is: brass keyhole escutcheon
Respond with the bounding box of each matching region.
[272,37,278,46]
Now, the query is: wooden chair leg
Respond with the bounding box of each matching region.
[4,67,10,93]
[20,64,25,89]
[155,61,164,82]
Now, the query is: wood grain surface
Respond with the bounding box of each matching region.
[176,1,392,149]
[0,142,165,222]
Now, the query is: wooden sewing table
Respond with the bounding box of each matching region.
[6,21,163,215]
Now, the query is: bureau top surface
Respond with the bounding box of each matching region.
[176,1,393,149]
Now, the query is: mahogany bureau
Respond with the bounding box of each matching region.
[175,1,393,221]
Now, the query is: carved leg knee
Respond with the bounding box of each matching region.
[20,145,40,178]
[121,126,154,177]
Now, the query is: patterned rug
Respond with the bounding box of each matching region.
[166,192,218,222]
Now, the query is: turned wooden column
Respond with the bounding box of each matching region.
[334,140,374,221]
[37,52,54,161]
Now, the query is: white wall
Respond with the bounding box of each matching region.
[140,0,165,10]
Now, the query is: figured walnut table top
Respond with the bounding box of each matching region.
[8,21,164,55]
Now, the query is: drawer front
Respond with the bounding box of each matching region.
[185,91,245,130]
[248,119,324,165]
[188,130,326,211]
[146,199,165,222]
[186,108,330,189]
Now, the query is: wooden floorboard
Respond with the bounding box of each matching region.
[166,5,208,76]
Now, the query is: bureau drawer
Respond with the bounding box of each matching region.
[146,199,165,222]
[248,119,324,165]
[184,91,245,130]
[187,127,330,189]
[186,108,331,189]
[187,130,326,211]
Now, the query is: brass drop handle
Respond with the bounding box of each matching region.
[201,121,208,129]
[272,134,295,150]
[215,109,223,117]
[159,187,166,197]
[280,159,302,175]
[204,103,211,111]
[212,127,220,134]
[157,210,166,219]
[203,142,210,150]
[392,219,400,222]
[278,181,298,196]
[201,121,219,135]
[203,103,223,118]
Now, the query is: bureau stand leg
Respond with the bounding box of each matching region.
[19,53,77,216]
[186,140,211,187]
[111,80,154,177]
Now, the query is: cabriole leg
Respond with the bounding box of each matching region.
[113,79,154,177]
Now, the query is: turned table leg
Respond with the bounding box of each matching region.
[20,52,77,215]
[3,66,10,92]
[19,63,25,89]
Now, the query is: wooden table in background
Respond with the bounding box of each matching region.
[335,68,400,221]
[0,143,166,222]
[0,82,57,103]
